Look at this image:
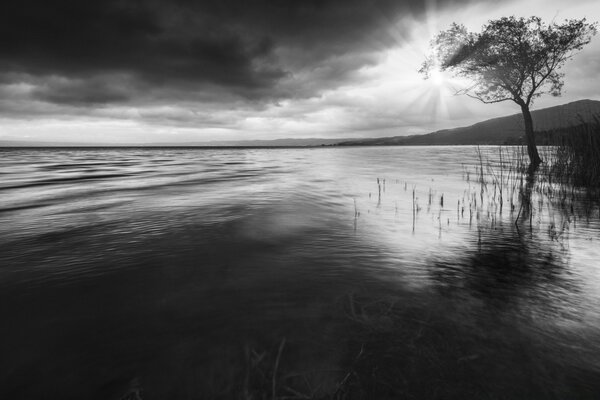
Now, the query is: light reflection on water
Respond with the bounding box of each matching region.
[0,146,599,398]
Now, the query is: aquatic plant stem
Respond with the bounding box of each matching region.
[272,337,286,400]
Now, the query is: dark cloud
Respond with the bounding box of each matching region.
[0,1,286,90]
[0,0,483,109]
[31,76,132,105]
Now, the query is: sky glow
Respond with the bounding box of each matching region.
[0,0,599,144]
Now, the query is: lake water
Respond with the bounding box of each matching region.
[1,146,599,399]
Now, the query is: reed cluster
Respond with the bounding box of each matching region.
[542,118,600,190]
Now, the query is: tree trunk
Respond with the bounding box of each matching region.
[520,104,542,171]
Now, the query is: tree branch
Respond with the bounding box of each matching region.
[465,93,514,104]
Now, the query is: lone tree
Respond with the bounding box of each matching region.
[420,16,597,170]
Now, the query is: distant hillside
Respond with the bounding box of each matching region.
[0,137,352,148]
[195,138,349,147]
[339,99,600,146]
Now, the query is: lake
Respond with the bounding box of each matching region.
[1,146,599,399]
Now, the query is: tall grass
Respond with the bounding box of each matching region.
[464,132,600,234]
[541,117,600,190]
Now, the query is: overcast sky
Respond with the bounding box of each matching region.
[1,0,599,144]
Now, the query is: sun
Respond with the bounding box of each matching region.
[429,68,445,86]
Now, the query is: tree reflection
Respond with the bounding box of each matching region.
[428,216,582,321]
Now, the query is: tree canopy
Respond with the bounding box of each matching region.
[420,16,597,107]
[420,16,597,169]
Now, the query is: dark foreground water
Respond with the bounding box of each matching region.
[1,146,599,399]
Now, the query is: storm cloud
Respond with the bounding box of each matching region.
[0,0,482,108]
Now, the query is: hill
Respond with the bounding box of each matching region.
[0,137,350,148]
[338,99,600,146]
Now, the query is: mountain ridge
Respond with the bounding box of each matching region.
[338,99,600,146]
[0,137,350,148]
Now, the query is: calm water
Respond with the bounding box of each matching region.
[1,146,599,399]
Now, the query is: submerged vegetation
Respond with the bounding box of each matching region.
[192,298,599,400]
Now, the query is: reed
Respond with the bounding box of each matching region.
[542,117,600,190]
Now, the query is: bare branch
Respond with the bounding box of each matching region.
[465,93,515,104]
